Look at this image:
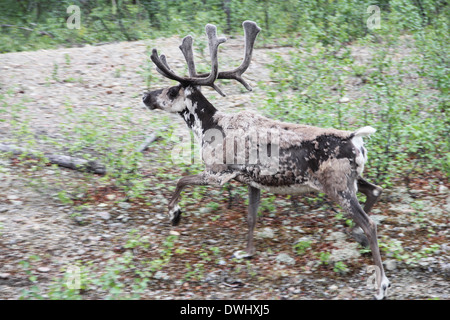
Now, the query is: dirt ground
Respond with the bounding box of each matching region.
[0,37,448,300]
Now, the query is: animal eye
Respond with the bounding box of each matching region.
[168,86,179,99]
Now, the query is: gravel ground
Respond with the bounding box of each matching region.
[0,38,448,300]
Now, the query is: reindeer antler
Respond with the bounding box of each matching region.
[216,21,261,91]
[179,35,197,77]
[151,21,261,97]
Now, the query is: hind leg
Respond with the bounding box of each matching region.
[357,177,383,213]
[337,190,390,299]
[353,177,383,247]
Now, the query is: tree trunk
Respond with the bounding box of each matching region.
[223,0,232,34]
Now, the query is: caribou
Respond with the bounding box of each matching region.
[142,21,390,299]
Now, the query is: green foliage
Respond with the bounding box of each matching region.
[4,1,448,301]
[333,261,349,274]
[18,233,179,300]
[318,251,331,265]
[50,105,158,199]
[261,9,449,183]
[293,240,312,256]
[2,1,446,53]
[379,236,441,266]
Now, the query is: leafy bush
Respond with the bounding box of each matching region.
[260,10,449,184]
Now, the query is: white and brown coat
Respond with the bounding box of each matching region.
[142,21,390,299]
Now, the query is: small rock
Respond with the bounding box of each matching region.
[326,231,347,242]
[106,194,116,200]
[169,230,180,236]
[371,215,387,224]
[217,259,227,266]
[438,184,448,194]
[97,211,111,220]
[384,259,397,271]
[199,207,213,214]
[329,241,360,262]
[292,226,305,233]
[276,253,295,265]
[89,236,101,242]
[328,285,339,291]
[7,195,19,200]
[37,267,50,273]
[0,273,10,279]
[118,202,131,210]
[154,271,170,280]
[205,271,220,283]
[258,227,275,239]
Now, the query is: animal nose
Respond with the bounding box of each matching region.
[142,93,156,110]
[142,93,152,106]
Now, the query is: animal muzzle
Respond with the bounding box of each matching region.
[142,93,156,110]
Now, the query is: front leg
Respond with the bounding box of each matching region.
[353,177,383,247]
[167,170,239,226]
[168,174,208,226]
[246,186,260,256]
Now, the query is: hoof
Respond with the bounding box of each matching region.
[374,277,391,300]
[231,250,253,260]
[352,227,369,248]
[169,206,181,226]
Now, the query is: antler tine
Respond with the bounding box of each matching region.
[189,24,227,96]
[150,48,188,84]
[179,36,197,77]
[150,22,259,96]
[217,20,261,91]
[151,25,227,96]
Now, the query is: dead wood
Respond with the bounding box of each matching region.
[0,143,106,175]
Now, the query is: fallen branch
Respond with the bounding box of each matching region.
[0,24,55,38]
[0,143,106,175]
[135,126,168,153]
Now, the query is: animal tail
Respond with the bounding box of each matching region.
[351,126,376,138]
[350,126,376,174]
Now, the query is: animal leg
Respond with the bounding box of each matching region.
[357,177,383,213]
[167,171,238,226]
[353,177,383,247]
[338,191,390,300]
[233,185,260,259]
[167,174,208,226]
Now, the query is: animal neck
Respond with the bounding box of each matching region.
[178,87,218,140]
